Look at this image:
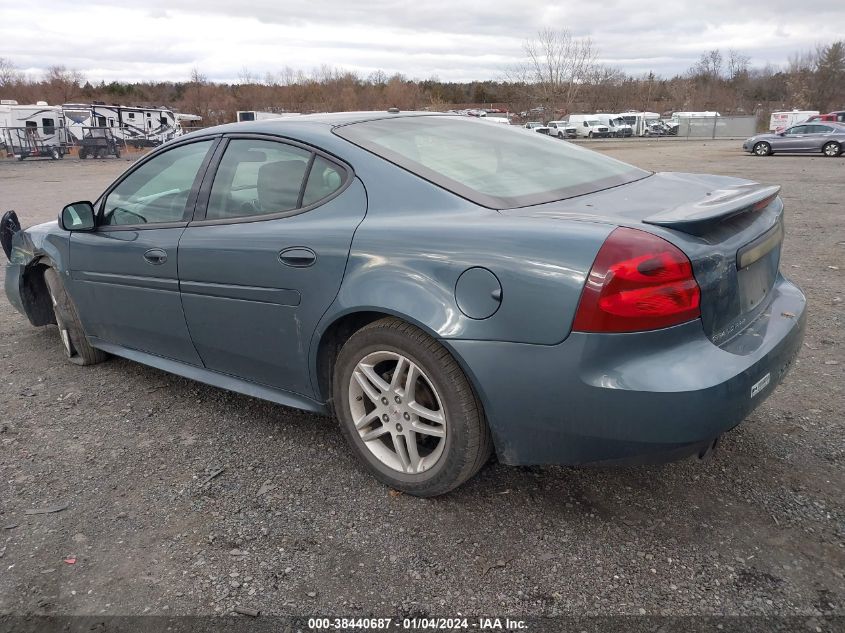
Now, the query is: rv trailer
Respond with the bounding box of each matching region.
[0,100,69,159]
[62,103,183,147]
[0,101,68,146]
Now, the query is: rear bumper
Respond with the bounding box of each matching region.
[444,276,806,466]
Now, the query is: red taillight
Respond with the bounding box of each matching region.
[572,227,701,333]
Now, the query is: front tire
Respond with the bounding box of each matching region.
[333,317,492,496]
[822,141,841,157]
[43,268,108,366]
[753,141,772,156]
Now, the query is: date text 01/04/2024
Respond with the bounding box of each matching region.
[306,617,528,630]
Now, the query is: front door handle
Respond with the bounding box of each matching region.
[143,248,168,265]
[279,247,316,268]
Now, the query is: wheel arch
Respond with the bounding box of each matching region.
[310,307,499,462]
[310,307,445,406]
[18,258,57,327]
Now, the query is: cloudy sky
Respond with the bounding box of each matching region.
[2,1,843,83]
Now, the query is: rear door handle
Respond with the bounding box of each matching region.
[279,247,317,268]
[143,248,168,265]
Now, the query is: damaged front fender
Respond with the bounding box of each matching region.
[1,210,22,260]
[3,215,69,327]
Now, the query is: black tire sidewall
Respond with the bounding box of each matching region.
[43,268,106,365]
[333,324,477,495]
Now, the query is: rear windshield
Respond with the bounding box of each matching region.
[334,116,649,209]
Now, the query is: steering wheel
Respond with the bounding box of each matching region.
[106,207,148,224]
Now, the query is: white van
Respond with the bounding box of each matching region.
[616,111,662,136]
[566,114,611,138]
[592,114,633,137]
[769,110,819,132]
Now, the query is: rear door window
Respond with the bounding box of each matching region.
[205,139,347,221]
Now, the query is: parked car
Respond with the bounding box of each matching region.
[3,112,805,496]
[523,121,550,135]
[743,122,845,157]
[546,120,577,139]
[567,114,611,138]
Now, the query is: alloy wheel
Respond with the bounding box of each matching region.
[347,350,447,474]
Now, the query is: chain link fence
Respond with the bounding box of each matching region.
[675,116,757,139]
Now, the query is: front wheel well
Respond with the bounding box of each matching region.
[20,261,56,327]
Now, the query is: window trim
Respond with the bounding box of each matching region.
[188,133,353,227]
[94,136,222,232]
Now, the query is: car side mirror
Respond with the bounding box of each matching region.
[60,201,96,232]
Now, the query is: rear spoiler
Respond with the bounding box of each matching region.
[1,210,21,261]
[643,184,780,236]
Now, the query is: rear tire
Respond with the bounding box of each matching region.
[78,148,87,159]
[43,268,108,366]
[822,141,841,157]
[333,317,492,496]
[753,142,771,156]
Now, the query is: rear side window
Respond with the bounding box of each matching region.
[301,156,344,207]
[335,116,648,209]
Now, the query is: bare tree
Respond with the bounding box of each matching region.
[43,65,85,103]
[727,50,751,112]
[0,57,20,88]
[583,64,626,112]
[727,50,750,81]
[510,28,597,119]
[691,50,723,82]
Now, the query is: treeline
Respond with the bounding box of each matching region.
[1,36,843,127]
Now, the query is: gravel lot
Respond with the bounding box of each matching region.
[0,141,842,619]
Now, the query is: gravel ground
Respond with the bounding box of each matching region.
[0,141,842,618]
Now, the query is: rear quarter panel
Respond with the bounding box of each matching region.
[322,157,614,345]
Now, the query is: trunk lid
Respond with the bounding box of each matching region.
[501,172,785,346]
